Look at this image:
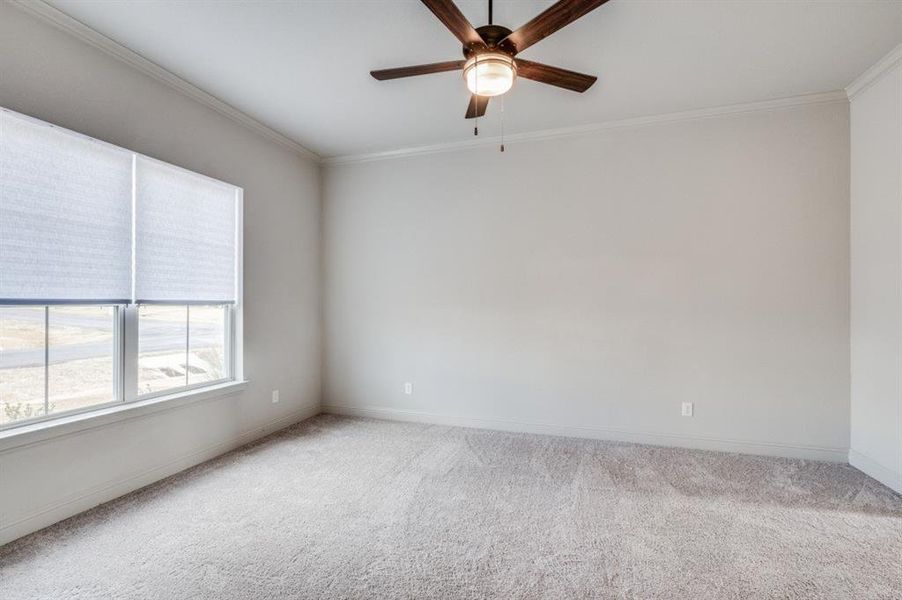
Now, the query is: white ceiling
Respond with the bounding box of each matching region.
[46,0,902,158]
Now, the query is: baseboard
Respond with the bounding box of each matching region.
[324,403,848,463]
[848,449,902,495]
[0,402,320,546]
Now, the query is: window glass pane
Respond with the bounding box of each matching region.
[188,305,227,385]
[138,305,187,396]
[0,306,46,425]
[48,305,115,416]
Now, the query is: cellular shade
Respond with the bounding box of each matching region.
[135,157,238,304]
[0,110,133,304]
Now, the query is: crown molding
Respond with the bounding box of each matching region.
[10,0,320,162]
[323,90,848,166]
[846,42,902,101]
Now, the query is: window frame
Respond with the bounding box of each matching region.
[0,107,245,433]
[0,303,123,429]
[0,290,244,432]
[130,303,236,402]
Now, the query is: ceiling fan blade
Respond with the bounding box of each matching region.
[370,60,465,80]
[420,0,486,48]
[500,0,611,55]
[515,59,597,92]
[465,95,489,119]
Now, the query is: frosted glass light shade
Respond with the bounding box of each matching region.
[464,53,516,97]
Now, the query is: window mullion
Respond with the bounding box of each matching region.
[122,305,138,403]
[43,306,49,415]
[185,305,190,388]
[224,305,233,381]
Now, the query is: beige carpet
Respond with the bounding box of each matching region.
[1,415,901,599]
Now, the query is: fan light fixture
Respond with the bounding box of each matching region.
[371,0,606,123]
[464,53,516,97]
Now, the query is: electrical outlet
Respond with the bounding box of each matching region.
[272,389,280,404]
[404,382,413,395]
[681,402,693,417]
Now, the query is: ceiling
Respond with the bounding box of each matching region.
[46,0,902,158]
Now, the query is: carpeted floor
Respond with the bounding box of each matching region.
[2,415,901,599]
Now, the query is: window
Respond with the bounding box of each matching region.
[0,108,242,430]
[1,305,117,427]
[137,304,229,396]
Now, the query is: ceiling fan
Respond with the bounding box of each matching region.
[371,0,610,120]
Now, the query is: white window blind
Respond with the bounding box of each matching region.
[0,111,133,304]
[135,157,238,304]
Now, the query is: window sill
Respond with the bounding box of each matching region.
[0,380,248,454]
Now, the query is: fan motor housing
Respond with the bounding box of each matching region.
[463,25,514,58]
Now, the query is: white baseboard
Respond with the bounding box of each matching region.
[0,402,320,546]
[848,449,902,495]
[323,403,848,463]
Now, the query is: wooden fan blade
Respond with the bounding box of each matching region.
[515,59,597,92]
[371,60,465,80]
[500,0,611,55]
[420,0,486,48]
[465,95,489,119]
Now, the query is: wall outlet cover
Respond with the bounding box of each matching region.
[681,402,693,417]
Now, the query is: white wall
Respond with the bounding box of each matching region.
[323,101,851,462]
[849,50,902,494]
[0,4,321,544]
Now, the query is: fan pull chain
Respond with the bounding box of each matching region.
[500,94,505,152]
[474,55,479,136]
